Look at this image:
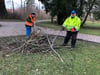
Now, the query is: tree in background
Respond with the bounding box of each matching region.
[0,0,8,18]
[81,0,96,27]
[0,0,97,24]
[39,0,84,25]
[39,0,96,26]
[92,0,100,20]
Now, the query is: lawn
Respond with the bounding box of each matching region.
[79,21,100,36]
[85,21,100,27]
[0,36,100,75]
[37,21,100,36]
[37,22,61,30]
[80,28,100,36]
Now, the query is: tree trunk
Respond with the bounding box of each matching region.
[12,0,14,16]
[78,0,84,17]
[57,13,65,25]
[81,0,96,27]
[21,0,22,8]
[51,16,54,23]
[0,0,8,18]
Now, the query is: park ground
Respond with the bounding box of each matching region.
[0,20,100,75]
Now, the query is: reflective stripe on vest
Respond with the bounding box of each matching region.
[25,21,33,26]
[29,15,35,23]
[25,15,35,26]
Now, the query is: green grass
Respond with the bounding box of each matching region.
[85,21,100,27]
[80,28,100,36]
[0,37,100,75]
[37,22,61,30]
[80,21,100,36]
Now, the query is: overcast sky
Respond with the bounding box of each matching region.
[5,0,41,9]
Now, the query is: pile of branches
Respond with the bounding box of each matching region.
[8,25,60,53]
[7,28,64,62]
[11,35,51,54]
[9,29,48,53]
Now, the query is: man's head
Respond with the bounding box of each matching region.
[31,13,36,17]
[71,10,76,18]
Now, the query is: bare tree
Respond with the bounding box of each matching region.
[21,0,23,8]
[0,0,8,18]
[81,0,96,27]
[12,0,14,15]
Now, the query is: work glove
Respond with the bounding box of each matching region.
[71,28,76,32]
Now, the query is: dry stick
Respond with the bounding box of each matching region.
[51,30,62,45]
[46,34,64,63]
[11,39,34,54]
[30,29,41,39]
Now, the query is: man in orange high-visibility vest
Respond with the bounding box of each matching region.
[25,13,36,38]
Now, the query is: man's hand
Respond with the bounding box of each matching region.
[71,28,76,32]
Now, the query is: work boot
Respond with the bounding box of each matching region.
[70,45,75,49]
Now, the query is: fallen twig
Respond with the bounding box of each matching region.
[46,34,64,63]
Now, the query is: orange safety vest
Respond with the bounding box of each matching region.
[25,15,35,26]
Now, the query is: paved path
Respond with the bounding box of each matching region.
[0,21,100,43]
[0,22,25,37]
[39,27,100,43]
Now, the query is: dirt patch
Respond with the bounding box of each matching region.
[0,36,26,51]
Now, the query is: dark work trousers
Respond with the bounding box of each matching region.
[64,31,78,47]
